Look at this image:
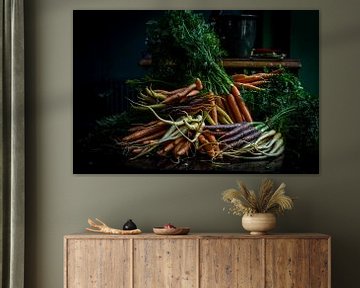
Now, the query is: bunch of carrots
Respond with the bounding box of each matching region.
[232,69,282,91]
[118,74,284,161]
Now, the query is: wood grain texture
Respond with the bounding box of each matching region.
[265,239,310,288]
[200,239,264,288]
[64,233,330,240]
[133,239,198,288]
[64,233,331,288]
[65,239,131,288]
[309,239,330,288]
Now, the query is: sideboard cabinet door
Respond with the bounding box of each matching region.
[200,238,264,288]
[133,239,198,288]
[265,238,330,288]
[65,239,131,288]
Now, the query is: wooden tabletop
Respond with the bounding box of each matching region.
[139,58,302,70]
[65,232,330,240]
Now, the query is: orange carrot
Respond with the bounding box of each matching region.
[133,129,166,144]
[162,81,199,104]
[195,78,203,90]
[231,73,247,81]
[204,132,220,157]
[250,80,269,86]
[154,87,186,95]
[231,84,241,97]
[198,134,215,158]
[161,91,187,104]
[226,94,243,123]
[215,95,225,110]
[130,147,144,154]
[122,122,167,142]
[231,85,253,122]
[176,141,191,156]
[235,82,264,91]
[221,97,236,123]
[186,89,200,97]
[234,75,264,83]
[173,138,187,157]
[127,120,160,132]
[163,141,175,153]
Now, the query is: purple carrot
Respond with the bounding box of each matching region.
[220,126,260,144]
[219,123,255,140]
[221,130,262,149]
[204,122,250,130]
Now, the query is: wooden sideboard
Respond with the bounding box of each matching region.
[64,233,330,288]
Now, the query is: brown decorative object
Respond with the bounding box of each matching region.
[153,227,190,235]
[64,233,331,288]
[222,178,294,234]
[241,212,276,235]
[85,218,142,235]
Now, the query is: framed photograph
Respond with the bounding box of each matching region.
[73,10,319,174]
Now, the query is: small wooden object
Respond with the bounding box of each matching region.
[86,218,142,235]
[152,227,190,235]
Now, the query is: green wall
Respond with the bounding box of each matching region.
[25,0,360,287]
[290,10,319,95]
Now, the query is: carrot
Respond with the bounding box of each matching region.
[153,89,171,94]
[216,105,233,124]
[127,120,160,132]
[198,134,215,158]
[186,89,200,97]
[156,149,167,157]
[231,84,241,97]
[221,97,236,123]
[234,75,264,83]
[173,138,187,158]
[218,115,231,125]
[157,137,180,156]
[131,129,166,144]
[250,80,269,86]
[180,78,203,96]
[226,94,243,123]
[205,113,216,126]
[145,87,166,100]
[235,82,264,91]
[195,78,203,90]
[161,92,186,104]
[209,99,218,125]
[162,81,199,104]
[154,87,187,96]
[240,102,253,123]
[231,85,253,122]
[142,139,158,145]
[176,141,191,156]
[231,73,247,81]
[215,95,225,110]
[204,132,221,157]
[130,147,144,154]
[163,141,175,153]
[122,122,167,142]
